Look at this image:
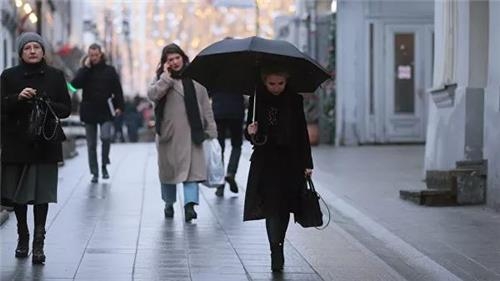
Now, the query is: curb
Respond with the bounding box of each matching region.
[314,175,463,281]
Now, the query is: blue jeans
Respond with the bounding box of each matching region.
[161,182,199,206]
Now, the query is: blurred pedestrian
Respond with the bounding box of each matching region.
[1,32,71,264]
[244,66,313,272]
[210,89,245,197]
[70,43,124,183]
[147,43,217,222]
[113,112,125,143]
[123,95,143,143]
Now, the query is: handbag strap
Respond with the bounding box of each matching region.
[306,176,331,230]
[37,97,60,141]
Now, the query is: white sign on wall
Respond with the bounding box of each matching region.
[397,65,412,79]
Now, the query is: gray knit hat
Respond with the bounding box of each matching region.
[16,32,45,57]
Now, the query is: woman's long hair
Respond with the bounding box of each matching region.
[155,43,190,79]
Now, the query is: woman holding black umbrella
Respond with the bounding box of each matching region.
[1,32,71,264]
[244,65,313,273]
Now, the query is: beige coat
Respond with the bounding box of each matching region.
[147,73,217,184]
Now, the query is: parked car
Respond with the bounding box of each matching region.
[61,114,86,139]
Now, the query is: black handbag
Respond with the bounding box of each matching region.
[27,97,66,142]
[295,176,330,229]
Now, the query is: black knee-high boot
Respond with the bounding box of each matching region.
[265,212,290,272]
[14,204,29,258]
[32,204,48,264]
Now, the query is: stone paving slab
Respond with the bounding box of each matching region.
[309,145,500,281]
[1,143,407,281]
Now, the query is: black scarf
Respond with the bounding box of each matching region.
[181,76,205,145]
[155,69,204,145]
[256,86,292,147]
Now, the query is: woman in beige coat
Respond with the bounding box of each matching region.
[147,44,217,222]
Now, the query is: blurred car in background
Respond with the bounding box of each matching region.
[61,114,86,139]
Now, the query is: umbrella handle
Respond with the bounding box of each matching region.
[251,89,267,145]
[252,89,256,123]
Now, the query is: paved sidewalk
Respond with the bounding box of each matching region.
[309,145,500,281]
[1,143,404,281]
[2,142,499,281]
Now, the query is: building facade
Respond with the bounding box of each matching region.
[274,0,335,144]
[1,0,18,71]
[336,0,434,145]
[427,0,499,210]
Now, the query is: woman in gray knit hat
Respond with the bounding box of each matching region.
[1,32,71,264]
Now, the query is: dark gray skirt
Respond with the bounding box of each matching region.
[1,163,58,205]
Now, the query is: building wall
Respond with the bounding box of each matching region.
[484,1,500,210]
[336,0,433,145]
[1,0,17,70]
[336,0,365,145]
[424,0,465,170]
[425,0,488,171]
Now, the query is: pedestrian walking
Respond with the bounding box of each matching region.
[147,43,217,222]
[244,66,313,272]
[113,112,125,143]
[70,43,124,183]
[123,95,143,143]
[210,90,245,196]
[0,32,71,264]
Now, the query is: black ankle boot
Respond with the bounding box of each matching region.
[32,229,46,264]
[270,242,284,272]
[102,165,109,179]
[15,225,29,258]
[91,174,98,183]
[215,185,224,197]
[164,205,174,218]
[225,176,239,193]
[184,202,197,222]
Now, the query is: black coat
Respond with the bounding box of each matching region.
[243,87,313,221]
[71,61,124,124]
[1,61,71,163]
[209,91,245,120]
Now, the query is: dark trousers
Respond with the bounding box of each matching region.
[14,203,48,232]
[265,212,290,244]
[215,118,243,176]
[113,115,125,142]
[85,121,113,176]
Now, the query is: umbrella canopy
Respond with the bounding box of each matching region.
[183,36,331,93]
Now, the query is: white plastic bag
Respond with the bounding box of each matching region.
[202,139,225,187]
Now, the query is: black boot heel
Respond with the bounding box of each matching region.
[270,242,284,272]
[15,233,29,258]
[32,229,46,264]
[184,203,197,222]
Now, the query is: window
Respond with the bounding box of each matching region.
[394,33,415,113]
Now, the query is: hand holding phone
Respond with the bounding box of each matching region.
[163,62,172,77]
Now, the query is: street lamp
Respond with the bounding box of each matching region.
[255,0,259,36]
[35,0,42,34]
[305,0,317,59]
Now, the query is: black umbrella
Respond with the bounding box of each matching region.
[183,36,331,93]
